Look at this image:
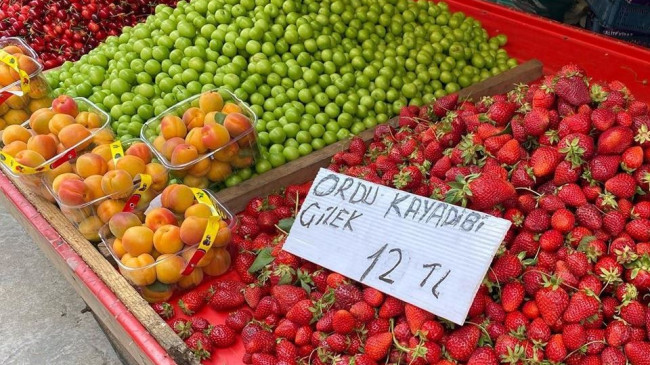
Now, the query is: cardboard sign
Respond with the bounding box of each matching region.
[284,169,511,324]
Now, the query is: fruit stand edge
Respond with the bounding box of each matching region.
[0,173,198,365]
[215,59,544,213]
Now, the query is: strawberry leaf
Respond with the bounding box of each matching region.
[278,218,295,233]
[248,248,274,273]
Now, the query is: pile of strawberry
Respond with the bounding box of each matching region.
[155,64,650,365]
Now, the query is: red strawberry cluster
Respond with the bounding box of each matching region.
[155,64,650,365]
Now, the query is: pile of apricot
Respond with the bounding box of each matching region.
[106,184,232,299]
[0,44,52,130]
[148,90,257,189]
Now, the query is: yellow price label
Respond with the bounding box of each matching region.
[0,151,47,174]
[122,174,153,212]
[110,141,125,162]
[191,187,223,218]
[0,49,31,95]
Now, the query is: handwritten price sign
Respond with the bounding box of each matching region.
[284,169,511,324]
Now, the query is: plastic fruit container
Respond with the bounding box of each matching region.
[99,185,235,302]
[0,96,112,201]
[42,138,170,241]
[0,37,52,132]
[141,88,259,191]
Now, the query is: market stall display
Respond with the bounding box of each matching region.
[0,0,650,364]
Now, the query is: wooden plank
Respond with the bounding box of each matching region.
[0,175,199,365]
[216,59,544,213]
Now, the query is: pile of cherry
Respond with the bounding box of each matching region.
[155,65,650,364]
[0,0,176,69]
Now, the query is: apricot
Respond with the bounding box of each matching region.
[51,95,79,117]
[187,157,210,177]
[120,253,156,286]
[5,94,27,109]
[160,184,195,214]
[223,113,252,138]
[75,153,108,178]
[182,107,205,129]
[183,175,209,189]
[43,161,72,184]
[26,135,57,160]
[0,118,5,131]
[52,172,82,195]
[161,137,185,161]
[153,224,183,254]
[144,207,178,231]
[2,45,24,55]
[184,203,213,219]
[221,102,242,114]
[14,149,45,168]
[83,175,104,201]
[199,91,224,113]
[213,221,232,248]
[213,142,239,162]
[2,125,31,145]
[135,188,157,211]
[231,154,254,169]
[152,135,166,154]
[108,212,142,239]
[59,124,92,151]
[17,55,38,77]
[28,98,52,113]
[142,162,167,191]
[170,143,198,165]
[122,226,154,256]
[111,155,146,179]
[125,142,152,164]
[201,123,230,150]
[48,113,75,135]
[60,205,91,224]
[178,267,204,289]
[3,109,29,126]
[112,238,127,259]
[179,216,208,246]
[97,199,125,223]
[140,282,173,303]
[2,140,27,156]
[160,115,187,139]
[185,128,207,154]
[92,144,112,162]
[56,178,89,206]
[27,78,50,99]
[155,254,186,284]
[92,128,114,145]
[76,111,103,129]
[101,169,133,197]
[203,248,231,276]
[207,160,232,182]
[78,216,104,242]
[182,246,216,268]
[28,108,55,135]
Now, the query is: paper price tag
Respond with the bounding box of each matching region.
[283,169,511,324]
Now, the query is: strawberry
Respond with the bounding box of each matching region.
[188,317,210,333]
[348,137,366,156]
[245,197,266,217]
[625,341,650,365]
[185,332,213,360]
[597,126,634,155]
[562,323,587,351]
[551,209,575,233]
[225,309,252,333]
[446,173,516,210]
[487,101,517,126]
[524,108,550,136]
[393,165,423,190]
[445,325,480,361]
[404,304,434,334]
[433,93,459,118]
[558,183,587,207]
[178,290,207,316]
[235,252,257,284]
[545,334,567,362]
[533,87,556,109]
[553,160,581,185]
[576,204,602,231]
[251,353,277,365]
[208,324,236,348]
[622,146,644,171]
[271,285,309,314]
[286,299,314,325]
[528,317,551,342]
[488,252,523,283]
[378,296,404,319]
[331,309,355,335]
[620,300,646,327]
[530,146,561,177]
[524,209,551,232]
[601,346,627,365]
[467,347,498,365]
[496,139,521,165]
[605,173,637,199]
[349,301,374,323]
[257,210,280,232]
[626,219,650,241]
[501,281,525,312]
[535,276,569,325]
[591,108,616,131]
[589,155,621,182]
[362,287,384,307]
[563,290,600,323]
[244,329,276,354]
[555,74,591,106]
[243,285,265,309]
[209,289,245,311]
[170,319,193,339]
[151,302,174,320]
[558,133,594,167]
[364,332,392,361]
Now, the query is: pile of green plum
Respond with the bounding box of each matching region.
[46,0,516,175]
